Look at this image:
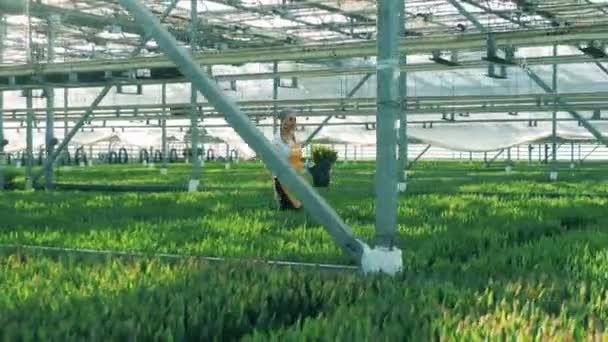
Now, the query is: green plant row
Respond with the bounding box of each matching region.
[2,227,607,341]
[3,161,608,195]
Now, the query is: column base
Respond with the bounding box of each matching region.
[549,171,558,181]
[87,160,93,167]
[188,179,199,192]
[361,246,402,275]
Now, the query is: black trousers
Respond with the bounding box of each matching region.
[273,177,298,210]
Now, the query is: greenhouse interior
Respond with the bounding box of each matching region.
[1,0,608,339]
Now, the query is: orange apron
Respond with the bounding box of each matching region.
[274,143,304,209]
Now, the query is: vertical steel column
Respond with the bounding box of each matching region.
[25,91,34,190]
[272,61,279,135]
[0,16,5,191]
[343,144,348,162]
[374,0,399,248]
[188,0,200,191]
[64,88,68,137]
[397,0,408,188]
[45,14,58,190]
[161,83,168,175]
[25,0,33,190]
[570,141,575,168]
[550,44,558,180]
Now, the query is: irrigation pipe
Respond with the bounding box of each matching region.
[0,243,359,272]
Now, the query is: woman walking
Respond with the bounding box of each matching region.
[272,109,305,210]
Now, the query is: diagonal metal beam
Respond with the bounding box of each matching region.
[485,148,505,167]
[593,61,608,77]
[118,0,367,261]
[32,85,112,184]
[523,67,608,146]
[303,73,372,146]
[581,143,601,162]
[408,144,431,169]
[446,0,486,32]
[130,0,180,57]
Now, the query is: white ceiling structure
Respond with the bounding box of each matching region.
[0,0,607,158]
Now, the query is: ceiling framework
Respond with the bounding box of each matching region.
[0,0,606,126]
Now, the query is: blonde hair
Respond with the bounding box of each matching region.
[277,108,296,142]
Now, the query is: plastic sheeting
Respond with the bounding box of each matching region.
[4,119,608,159]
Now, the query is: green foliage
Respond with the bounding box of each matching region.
[311,145,338,165]
[2,168,19,190]
[1,161,608,339]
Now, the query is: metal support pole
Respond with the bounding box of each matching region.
[273,61,279,135]
[303,73,372,146]
[550,44,558,181]
[408,144,431,169]
[570,141,575,168]
[374,0,400,249]
[25,90,34,190]
[485,149,505,167]
[25,0,33,190]
[161,83,168,175]
[64,88,68,137]
[188,0,200,191]
[45,14,58,190]
[397,0,408,187]
[0,16,5,191]
[118,0,368,264]
[32,86,112,183]
[581,143,600,162]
